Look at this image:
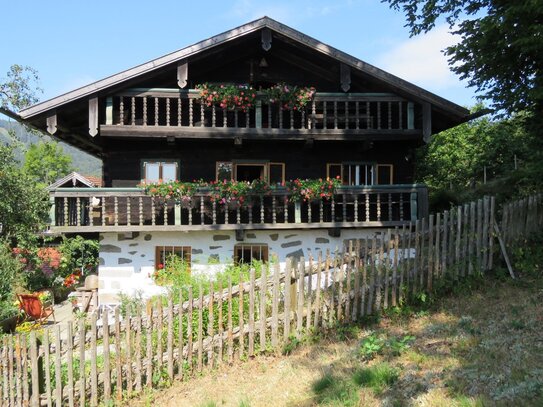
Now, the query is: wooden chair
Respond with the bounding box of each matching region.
[17,294,56,325]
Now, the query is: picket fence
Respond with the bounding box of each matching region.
[0,193,542,407]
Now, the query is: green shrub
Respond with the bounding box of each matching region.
[0,240,23,322]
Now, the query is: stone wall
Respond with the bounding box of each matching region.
[98,228,379,304]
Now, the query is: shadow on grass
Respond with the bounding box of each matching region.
[291,259,543,406]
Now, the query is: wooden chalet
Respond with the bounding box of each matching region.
[17,17,470,302]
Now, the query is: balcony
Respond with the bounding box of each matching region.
[99,89,423,140]
[48,185,428,233]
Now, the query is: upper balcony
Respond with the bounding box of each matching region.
[48,185,428,233]
[99,89,425,141]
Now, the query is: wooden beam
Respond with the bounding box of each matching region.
[99,124,422,141]
[177,62,188,88]
[46,112,57,135]
[49,220,411,234]
[422,102,432,143]
[89,97,98,137]
[340,64,351,92]
[261,28,272,51]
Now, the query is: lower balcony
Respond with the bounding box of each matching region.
[48,185,428,233]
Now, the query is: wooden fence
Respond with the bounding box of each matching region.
[1,193,542,407]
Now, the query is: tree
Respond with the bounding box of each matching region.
[384,0,543,117]
[0,145,50,246]
[23,141,74,186]
[0,64,41,112]
[416,108,543,207]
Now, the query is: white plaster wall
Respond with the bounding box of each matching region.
[98,228,381,304]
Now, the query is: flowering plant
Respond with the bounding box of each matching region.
[63,269,82,288]
[139,180,201,207]
[150,255,191,287]
[264,83,316,110]
[209,179,272,208]
[196,83,257,112]
[286,176,341,202]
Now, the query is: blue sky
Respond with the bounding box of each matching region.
[1,0,478,109]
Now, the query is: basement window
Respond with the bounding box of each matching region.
[234,244,269,265]
[155,246,191,271]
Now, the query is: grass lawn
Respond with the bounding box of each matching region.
[130,266,543,406]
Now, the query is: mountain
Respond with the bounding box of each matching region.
[0,119,102,177]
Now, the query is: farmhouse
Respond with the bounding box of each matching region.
[17,17,470,304]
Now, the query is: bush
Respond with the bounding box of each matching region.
[0,240,23,322]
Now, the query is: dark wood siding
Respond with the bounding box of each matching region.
[103,138,419,187]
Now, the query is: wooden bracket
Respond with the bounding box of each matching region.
[89,97,98,137]
[261,28,272,51]
[46,112,57,135]
[177,62,188,88]
[340,63,351,92]
[234,136,243,146]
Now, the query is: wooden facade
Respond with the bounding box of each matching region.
[15,17,470,233]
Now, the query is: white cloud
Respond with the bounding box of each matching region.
[376,25,460,90]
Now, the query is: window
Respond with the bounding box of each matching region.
[216,161,286,184]
[376,164,394,185]
[216,161,233,181]
[234,244,269,265]
[155,246,191,271]
[269,163,286,186]
[326,163,393,185]
[142,161,179,183]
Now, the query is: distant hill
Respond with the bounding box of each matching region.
[0,119,102,177]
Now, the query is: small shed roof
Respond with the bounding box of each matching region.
[47,172,102,190]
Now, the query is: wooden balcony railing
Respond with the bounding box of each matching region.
[100,89,421,137]
[48,185,428,233]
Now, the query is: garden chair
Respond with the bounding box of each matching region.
[17,293,56,325]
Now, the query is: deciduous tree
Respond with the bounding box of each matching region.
[384,0,543,116]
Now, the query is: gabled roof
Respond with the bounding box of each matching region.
[19,16,469,120]
[47,172,102,190]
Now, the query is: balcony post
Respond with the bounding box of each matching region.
[410,192,418,221]
[255,99,262,129]
[49,195,56,226]
[175,203,181,225]
[294,202,301,223]
[106,97,113,125]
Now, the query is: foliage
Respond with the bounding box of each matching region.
[151,254,191,287]
[359,332,416,360]
[263,83,316,110]
[139,178,274,208]
[0,144,49,246]
[12,236,98,292]
[139,179,198,207]
[196,83,257,111]
[384,0,543,117]
[58,235,99,277]
[0,240,24,322]
[312,373,360,406]
[286,177,341,202]
[209,178,271,207]
[0,64,41,112]
[353,363,400,394]
[416,110,543,209]
[23,141,73,186]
